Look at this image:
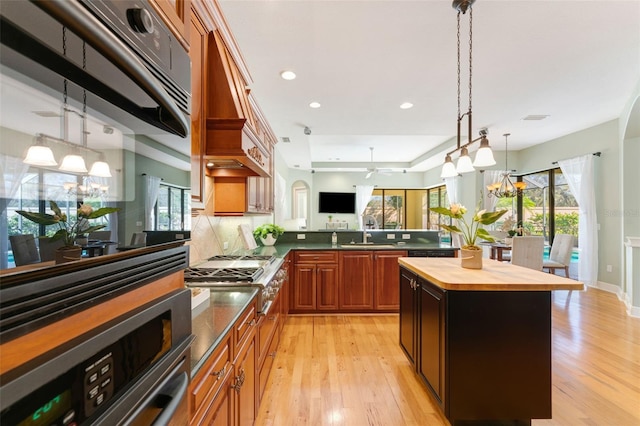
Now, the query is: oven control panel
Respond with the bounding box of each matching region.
[83,352,115,417]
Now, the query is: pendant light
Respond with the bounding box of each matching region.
[23,135,57,166]
[440,0,496,178]
[487,133,526,198]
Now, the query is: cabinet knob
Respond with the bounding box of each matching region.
[211,365,226,380]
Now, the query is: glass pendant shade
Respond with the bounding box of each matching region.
[59,154,88,173]
[473,138,496,167]
[24,145,58,166]
[440,155,458,178]
[455,147,475,173]
[89,160,112,177]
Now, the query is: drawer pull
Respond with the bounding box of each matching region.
[211,365,226,380]
[249,318,257,327]
[232,368,246,393]
[270,351,277,358]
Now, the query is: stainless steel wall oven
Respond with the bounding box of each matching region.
[1,288,194,425]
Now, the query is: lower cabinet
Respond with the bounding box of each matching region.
[339,251,373,310]
[189,299,260,426]
[292,251,339,312]
[374,250,407,310]
[399,265,553,424]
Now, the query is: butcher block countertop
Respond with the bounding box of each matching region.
[399,257,584,291]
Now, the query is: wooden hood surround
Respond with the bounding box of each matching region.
[205,30,273,178]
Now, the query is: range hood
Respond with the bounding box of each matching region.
[205,31,271,178]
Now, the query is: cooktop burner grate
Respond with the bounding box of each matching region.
[184,266,264,283]
[207,255,274,262]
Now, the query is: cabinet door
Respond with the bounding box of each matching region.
[373,251,407,311]
[399,268,417,365]
[189,7,206,208]
[292,264,316,311]
[197,370,233,426]
[316,264,339,310]
[419,279,445,405]
[234,337,256,426]
[339,252,373,310]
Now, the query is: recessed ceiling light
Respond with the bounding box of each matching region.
[280,70,296,80]
[309,102,321,108]
[400,102,414,109]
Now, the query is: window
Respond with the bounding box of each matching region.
[153,184,190,231]
[362,186,446,230]
[519,168,578,247]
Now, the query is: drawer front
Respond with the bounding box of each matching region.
[190,337,231,416]
[258,331,280,402]
[295,251,338,264]
[258,296,280,361]
[234,302,257,358]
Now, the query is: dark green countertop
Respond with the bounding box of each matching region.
[190,287,259,377]
[248,242,457,258]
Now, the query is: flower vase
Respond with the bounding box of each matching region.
[55,246,83,264]
[460,247,483,269]
[260,234,277,246]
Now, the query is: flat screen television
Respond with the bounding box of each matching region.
[318,192,356,214]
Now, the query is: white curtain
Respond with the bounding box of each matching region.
[558,154,598,286]
[144,175,162,230]
[355,185,374,230]
[274,172,287,225]
[483,170,503,212]
[1,155,30,269]
[444,176,460,204]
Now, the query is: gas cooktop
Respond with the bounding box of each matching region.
[183,254,275,283]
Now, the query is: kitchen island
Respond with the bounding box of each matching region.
[398,257,584,426]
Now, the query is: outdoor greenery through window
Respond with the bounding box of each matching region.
[362,186,447,230]
[153,183,190,231]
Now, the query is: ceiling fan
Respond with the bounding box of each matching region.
[365,147,392,179]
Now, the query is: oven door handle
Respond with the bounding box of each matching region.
[29,0,189,137]
[151,371,189,425]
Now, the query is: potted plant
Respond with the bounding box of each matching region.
[430,203,507,269]
[253,223,285,246]
[17,200,119,263]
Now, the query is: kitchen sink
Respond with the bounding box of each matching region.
[340,243,396,248]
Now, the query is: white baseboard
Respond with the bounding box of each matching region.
[592,280,640,318]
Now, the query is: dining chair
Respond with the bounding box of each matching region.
[510,236,544,271]
[38,236,65,262]
[543,234,574,277]
[88,230,113,254]
[9,234,41,266]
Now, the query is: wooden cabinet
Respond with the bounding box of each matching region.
[399,267,418,365]
[149,0,190,51]
[189,299,258,426]
[247,176,273,214]
[418,278,445,404]
[257,294,280,405]
[399,265,554,423]
[373,250,407,311]
[189,5,207,209]
[292,251,339,312]
[339,251,373,310]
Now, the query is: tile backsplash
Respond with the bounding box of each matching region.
[187,212,272,265]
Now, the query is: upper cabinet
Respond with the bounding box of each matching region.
[187,3,278,215]
[149,0,191,51]
[189,5,207,209]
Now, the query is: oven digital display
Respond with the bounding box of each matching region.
[17,390,72,426]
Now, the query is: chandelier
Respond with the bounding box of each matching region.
[487,133,526,198]
[441,0,496,178]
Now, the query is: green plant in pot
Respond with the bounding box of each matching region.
[430,203,507,269]
[253,224,285,246]
[17,200,119,263]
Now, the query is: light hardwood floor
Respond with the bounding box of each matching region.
[256,289,640,426]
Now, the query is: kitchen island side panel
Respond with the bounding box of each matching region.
[446,290,552,421]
